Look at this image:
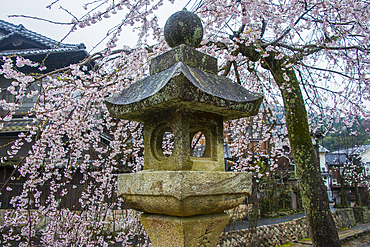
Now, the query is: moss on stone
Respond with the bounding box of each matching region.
[164,10,203,48]
[139,213,231,247]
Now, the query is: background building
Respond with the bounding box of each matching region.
[0,19,93,209]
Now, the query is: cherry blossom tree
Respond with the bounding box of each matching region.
[1,0,370,246]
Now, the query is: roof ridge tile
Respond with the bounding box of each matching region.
[0,19,84,50]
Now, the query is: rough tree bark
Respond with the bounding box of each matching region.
[340,187,349,207]
[355,183,361,206]
[248,177,259,246]
[261,56,341,246]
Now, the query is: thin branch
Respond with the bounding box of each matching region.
[191,133,203,151]
[83,0,107,9]
[46,0,61,9]
[300,70,370,114]
[302,16,357,26]
[298,68,326,113]
[260,18,267,38]
[80,0,109,23]
[33,47,132,82]
[59,6,79,21]
[0,155,28,193]
[319,45,368,52]
[270,3,318,46]
[300,63,362,80]
[274,42,369,63]
[40,23,78,66]
[7,15,72,25]
[222,61,232,76]
[233,61,241,84]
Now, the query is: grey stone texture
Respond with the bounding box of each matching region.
[352,206,370,223]
[117,171,252,217]
[164,10,203,48]
[217,208,357,247]
[140,213,231,247]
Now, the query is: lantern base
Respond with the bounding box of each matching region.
[117,170,252,216]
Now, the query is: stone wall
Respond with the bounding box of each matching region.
[352,206,370,223]
[333,207,357,229]
[217,217,309,247]
[226,204,253,221]
[217,208,356,247]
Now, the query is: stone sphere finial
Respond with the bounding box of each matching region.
[164,9,203,48]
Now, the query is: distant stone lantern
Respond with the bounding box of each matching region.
[105,9,263,247]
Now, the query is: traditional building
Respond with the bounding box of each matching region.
[0,19,92,209]
[326,144,370,206]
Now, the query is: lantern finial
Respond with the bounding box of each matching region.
[164,9,203,48]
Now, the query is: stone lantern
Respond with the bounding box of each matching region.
[105,9,263,247]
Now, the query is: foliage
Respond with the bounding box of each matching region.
[322,118,370,151]
[259,172,300,216]
[337,154,367,206]
[341,155,366,186]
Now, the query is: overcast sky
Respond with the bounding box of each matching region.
[0,0,187,52]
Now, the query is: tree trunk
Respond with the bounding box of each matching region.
[355,183,361,206]
[248,178,259,246]
[262,57,341,246]
[340,187,348,207]
[339,170,349,207]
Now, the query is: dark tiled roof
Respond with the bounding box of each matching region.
[0,19,86,56]
[0,47,87,56]
[352,144,370,155]
[330,144,370,157]
[326,144,370,166]
[326,153,347,166]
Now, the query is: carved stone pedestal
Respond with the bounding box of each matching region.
[140,213,231,247]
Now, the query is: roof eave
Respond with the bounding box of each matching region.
[105,63,263,122]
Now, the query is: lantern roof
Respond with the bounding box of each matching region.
[105,10,263,122]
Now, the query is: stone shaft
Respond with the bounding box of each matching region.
[139,213,231,247]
